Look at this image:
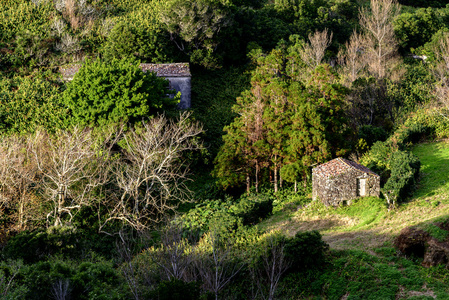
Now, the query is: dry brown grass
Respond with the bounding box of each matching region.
[259,141,449,252]
[396,284,437,300]
[261,197,449,251]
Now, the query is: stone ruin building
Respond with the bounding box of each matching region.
[59,62,191,109]
[312,157,380,206]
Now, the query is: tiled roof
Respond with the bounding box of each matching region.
[313,158,378,177]
[140,63,190,77]
[59,62,190,81]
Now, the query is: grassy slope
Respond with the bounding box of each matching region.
[260,141,449,251]
[260,141,449,299]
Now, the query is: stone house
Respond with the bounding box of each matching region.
[312,158,380,206]
[59,62,191,109]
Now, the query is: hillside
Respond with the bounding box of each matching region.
[3,0,449,298]
[261,140,449,250]
[255,140,449,299]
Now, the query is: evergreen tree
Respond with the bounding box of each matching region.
[214,42,349,192]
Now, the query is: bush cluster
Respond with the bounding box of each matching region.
[382,150,421,205]
[180,193,274,236]
[2,226,117,264]
[126,226,329,299]
[361,114,426,206]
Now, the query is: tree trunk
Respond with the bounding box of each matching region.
[246,172,250,195]
[255,164,259,194]
[280,173,283,189]
[274,165,278,194]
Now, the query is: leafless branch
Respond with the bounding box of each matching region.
[29,127,111,227]
[300,29,333,69]
[359,0,402,80]
[101,112,203,232]
[51,278,71,300]
[338,30,367,85]
[0,136,42,230]
[194,230,244,300]
[252,236,291,300]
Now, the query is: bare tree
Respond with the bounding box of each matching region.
[431,33,449,113]
[117,230,146,300]
[51,279,71,300]
[300,29,333,69]
[194,230,244,300]
[161,0,231,52]
[102,113,203,232]
[359,0,402,80]
[155,223,195,281]
[252,236,291,300]
[338,30,367,85]
[0,136,41,230]
[30,127,110,227]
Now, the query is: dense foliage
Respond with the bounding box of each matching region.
[2,0,449,298]
[63,59,178,127]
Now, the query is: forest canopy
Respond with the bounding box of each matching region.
[2,0,449,299]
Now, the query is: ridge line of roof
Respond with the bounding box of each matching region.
[339,157,357,171]
[340,157,378,176]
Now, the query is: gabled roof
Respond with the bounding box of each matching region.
[140,63,190,77]
[313,158,378,177]
[59,62,190,81]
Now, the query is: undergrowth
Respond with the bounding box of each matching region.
[280,248,449,299]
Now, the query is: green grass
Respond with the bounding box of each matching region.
[259,140,449,251]
[412,141,449,201]
[257,141,449,299]
[279,248,449,299]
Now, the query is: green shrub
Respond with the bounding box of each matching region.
[398,0,448,8]
[154,279,201,300]
[284,230,329,273]
[358,125,388,148]
[361,141,393,183]
[62,58,179,127]
[102,20,169,63]
[233,193,273,225]
[272,187,311,213]
[0,260,28,299]
[0,75,67,134]
[392,122,435,149]
[2,226,117,263]
[382,150,420,205]
[17,259,123,300]
[180,193,273,235]
[394,8,443,51]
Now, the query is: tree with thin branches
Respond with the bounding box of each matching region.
[300,28,333,69]
[338,30,367,85]
[102,113,203,232]
[30,127,111,227]
[359,0,401,80]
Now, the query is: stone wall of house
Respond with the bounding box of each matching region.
[312,170,380,206]
[167,76,191,109]
[358,172,380,198]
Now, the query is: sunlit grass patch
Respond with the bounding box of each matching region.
[281,248,449,300]
[412,141,449,202]
[260,141,449,251]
